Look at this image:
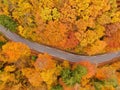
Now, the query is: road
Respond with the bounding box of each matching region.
[0,25,120,64]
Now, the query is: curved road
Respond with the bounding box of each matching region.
[0,25,120,64]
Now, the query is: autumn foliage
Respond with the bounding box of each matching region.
[0,0,119,55]
[72,60,96,78]
[34,53,56,70]
[0,41,119,89]
[105,27,120,52]
[0,42,30,62]
[0,0,120,89]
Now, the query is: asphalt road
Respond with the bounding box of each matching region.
[0,25,120,64]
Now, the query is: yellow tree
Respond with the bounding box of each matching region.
[1,42,30,63]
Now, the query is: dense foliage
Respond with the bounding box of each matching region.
[0,0,120,55]
[61,65,87,86]
[0,15,17,32]
[0,0,120,89]
[0,37,119,89]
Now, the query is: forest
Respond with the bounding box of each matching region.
[0,0,120,90]
[0,0,120,55]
